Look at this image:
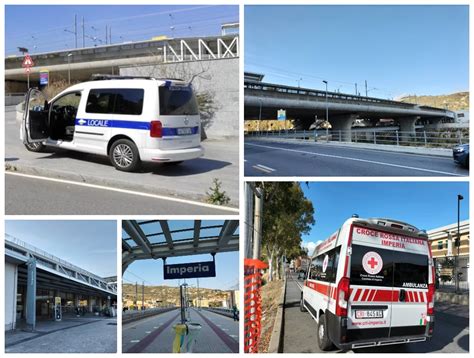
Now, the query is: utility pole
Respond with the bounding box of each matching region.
[355,83,358,96]
[142,281,145,311]
[197,278,200,310]
[105,25,108,45]
[109,27,112,44]
[82,17,85,47]
[135,282,138,310]
[74,14,77,48]
[365,80,368,97]
[456,195,463,294]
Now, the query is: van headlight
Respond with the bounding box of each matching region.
[454,146,466,153]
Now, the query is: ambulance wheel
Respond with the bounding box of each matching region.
[299,295,307,312]
[317,314,333,351]
[109,139,141,172]
[24,142,45,152]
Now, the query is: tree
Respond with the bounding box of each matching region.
[257,182,315,281]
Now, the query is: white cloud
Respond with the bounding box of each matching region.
[301,240,322,256]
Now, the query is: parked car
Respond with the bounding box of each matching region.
[453,144,469,169]
[21,74,204,172]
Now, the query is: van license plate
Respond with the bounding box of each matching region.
[355,310,383,319]
[177,127,192,135]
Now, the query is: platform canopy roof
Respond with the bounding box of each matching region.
[122,220,239,272]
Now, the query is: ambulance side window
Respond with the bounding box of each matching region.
[309,246,341,283]
[309,256,323,280]
[325,246,341,283]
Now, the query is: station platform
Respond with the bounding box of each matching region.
[5,316,117,353]
[122,308,239,353]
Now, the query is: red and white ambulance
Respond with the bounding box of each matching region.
[300,216,435,351]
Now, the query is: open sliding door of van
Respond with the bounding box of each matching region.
[23,88,49,144]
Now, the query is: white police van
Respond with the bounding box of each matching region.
[21,75,204,171]
[300,217,435,351]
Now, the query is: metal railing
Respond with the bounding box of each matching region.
[246,129,468,149]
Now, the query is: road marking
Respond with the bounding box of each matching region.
[6,172,239,213]
[230,334,238,338]
[130,340,140,343]
[246,143,464,177]
[252,164,276,174]
[145,331,151,334]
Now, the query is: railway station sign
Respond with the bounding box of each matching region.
[164,260,216,280]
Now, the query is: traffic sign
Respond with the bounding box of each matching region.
[277,109,286,121]
[39,70,49,85]
[22,54,34,68]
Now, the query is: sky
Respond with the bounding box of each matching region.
[5,5,238,55]
[123,220,239,291]
[5,220,117,277]
[245,5,469,98]
[300,182,469,255]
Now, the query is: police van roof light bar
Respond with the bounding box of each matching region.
[90,74,184,81]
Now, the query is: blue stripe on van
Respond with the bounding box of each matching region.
[75,118,198,136]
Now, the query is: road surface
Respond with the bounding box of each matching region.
[245,140,468,177]
[6,173,236,215]
[281,272,469,353]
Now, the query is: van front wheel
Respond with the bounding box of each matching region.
[109,139,140,172]
[317,314,333,351]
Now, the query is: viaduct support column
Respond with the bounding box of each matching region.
[26,258,37,331]
[398,116,419,143]
[329,114,358,142]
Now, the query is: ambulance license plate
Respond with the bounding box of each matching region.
[177,127,192,135]
[355,310,383,319]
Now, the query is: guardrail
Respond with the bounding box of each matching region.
[122,307,177,323]
[200,307,236,319]
[246,129,468,149]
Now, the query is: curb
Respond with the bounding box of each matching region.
[267,275,287,353]
[247,137,453,158]
[5,163,238,210]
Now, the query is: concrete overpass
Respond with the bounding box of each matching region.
[5,235,117,331]
[244,80,456,140]
[5,35,239,92]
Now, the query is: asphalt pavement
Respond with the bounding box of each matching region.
[6,173,236,215]
[5,106,239,214]
[122,308,239,353]
[281,272,469,353]
[245,139,468,177]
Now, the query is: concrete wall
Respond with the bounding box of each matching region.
[120,58,239,138]
[5,262,18,331]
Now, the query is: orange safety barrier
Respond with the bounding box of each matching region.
[244,258,268,353]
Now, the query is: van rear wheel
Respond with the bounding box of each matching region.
[317,314,333,351]
[109,139,140,172]
[24,142,45,152]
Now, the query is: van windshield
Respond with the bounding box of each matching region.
[159,85,199,116]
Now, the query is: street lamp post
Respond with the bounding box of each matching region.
[456,194,463,293]
[67,53,73,84]
[258,99,262,135]
[323,80,329,142]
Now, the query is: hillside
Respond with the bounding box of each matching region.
[399,92,469,111]
[123,283,230,306]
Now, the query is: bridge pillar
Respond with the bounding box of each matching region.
[26,258,37,331]
[398,116,419,143]
[329,114,358,142]
[89,296,95,313]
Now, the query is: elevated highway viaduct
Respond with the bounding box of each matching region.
[244,81,456,140]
